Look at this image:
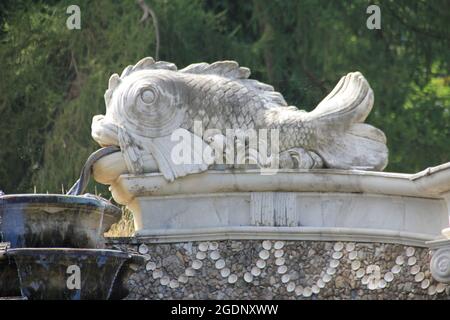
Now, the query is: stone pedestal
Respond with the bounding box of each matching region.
[109,164,450,247]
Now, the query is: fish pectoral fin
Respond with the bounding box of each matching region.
[147,130,214,182]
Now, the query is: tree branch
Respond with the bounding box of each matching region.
[301,63,328,94]
[136,0,160,61]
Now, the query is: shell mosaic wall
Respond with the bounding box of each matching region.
[111,240,450,300]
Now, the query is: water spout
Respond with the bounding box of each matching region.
[67,146,120,196]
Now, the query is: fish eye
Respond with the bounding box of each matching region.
[140,88,156,104]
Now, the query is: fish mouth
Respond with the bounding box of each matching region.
[91,114,120,147]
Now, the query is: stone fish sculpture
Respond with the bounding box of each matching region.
[92,57,388,182]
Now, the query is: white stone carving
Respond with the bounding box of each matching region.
[250,192,297,226]
[430,247,450,283]
[92,57,389,184]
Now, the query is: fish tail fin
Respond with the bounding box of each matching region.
[308,72,388,170]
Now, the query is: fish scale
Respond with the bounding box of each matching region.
[181,74,314,152]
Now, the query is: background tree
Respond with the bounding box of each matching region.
[0,0,448,195]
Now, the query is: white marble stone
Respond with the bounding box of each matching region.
[92,57,388,184]
[106,165,450,244]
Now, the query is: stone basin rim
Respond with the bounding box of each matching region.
[6,247,131,258]
[0,193,122,218]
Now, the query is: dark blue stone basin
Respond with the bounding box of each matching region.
[7,248,130,300]
[0,258,21,297]
[0,194,122,248]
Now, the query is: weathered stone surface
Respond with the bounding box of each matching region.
[92,57,388,185]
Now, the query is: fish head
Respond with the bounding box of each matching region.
[105,68,187,138]
[92,58,189,148]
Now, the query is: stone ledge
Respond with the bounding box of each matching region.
[108,168,450,241]
[132,226,434,247]
[111,165,450,203]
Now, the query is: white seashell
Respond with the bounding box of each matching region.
[391,265,401,274]
[420,279,430,289]
[228,274,238,284]
[256,259,266,269]
[351,260,361,271]
[277,265,287,274]
[329,259,340,268]
[152,269,163,279]
[169,280,179,289]
[196,251,207,260]
[428,285,437,295]
[295,286,304,296]
[215,259,225,270]
[143,254,151,261]
[281,274,290,283]
[178,275,189,283]
[384,272,394,282]
[356,269,365,278]
[436,283,446,293]
[311,285,320,294]
[378,279,387,289]
[366,264,380,274]
[361,276,369,285]
[374,271,382,280]
[333,242,344,252]
[221,268,231,278]
[208,242,219,251]
[322,274,332,283]
[251,266,261,277]
[302,287,312,297]
[185,267,195,277]
[414,272,425,282]
[274,250,284,258]
[395,255,405,265]
[138,244,149,255]
[345,243,356,252]
[317,279,325,288]
[406,247,415,257]
[146,261,156,271]
[198,242,209,252]
[410,265,420,275]
[262,240,272,250]
[275,257,285,266]
[332,251,343,260]
[210,251,220,260]
[259,250,270,260]
[274,241,285,250]
[286,282,296,293]
[192,260,203,270]
[368,278,378,290]
[160,276,170,286]
[244,272,253,283]
[348,251,358,260]
[326,267,336,275]
[407,257,417,266]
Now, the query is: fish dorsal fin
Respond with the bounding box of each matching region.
[120,57,177,79]
[180,60,251,79]
[180,60,287,106]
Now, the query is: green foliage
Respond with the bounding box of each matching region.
[0,0,449,194]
